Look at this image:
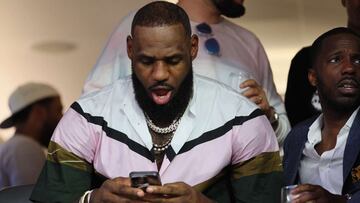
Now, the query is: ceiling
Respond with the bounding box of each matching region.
[0,0,347,139]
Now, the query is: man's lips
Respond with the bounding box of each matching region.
[149,86,174,105]
[337,78,360,94]
[152,88,170,96]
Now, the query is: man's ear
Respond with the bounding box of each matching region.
[341,0,346,7]
[308,68,318,87]
[127,35,133,60]
[190,34,199,61]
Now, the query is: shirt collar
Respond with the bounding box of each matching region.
[308,106,360,145]
[187,76,198,117]
[344,106,359,129]
[308,114,323,145]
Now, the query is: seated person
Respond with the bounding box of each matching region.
[0,82,62,189]
[283,27,360,203]
[284,0,360,127]
[30,2,282,203]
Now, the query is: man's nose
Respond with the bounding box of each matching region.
[342,57,356,75]
[152,61,169,81]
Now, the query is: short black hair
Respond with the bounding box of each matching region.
[310,27,360,67]
[131,1,191,38]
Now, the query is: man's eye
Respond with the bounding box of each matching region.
[329,57,340,63]
[353,58,360,64]
[166,57,181,65]
[140,58,154,65]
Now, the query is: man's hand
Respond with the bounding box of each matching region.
[144,182,214,203]
[240,79,272,118]
[90,177,148,203]
[291,184,347,203]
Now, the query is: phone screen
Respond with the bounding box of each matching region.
[129,171,162,190]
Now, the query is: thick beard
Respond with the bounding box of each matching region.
[212,0,246,18]
[132,69,193,126]
[39,121,57,147]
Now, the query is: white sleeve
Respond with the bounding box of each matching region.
[255,39,291,147]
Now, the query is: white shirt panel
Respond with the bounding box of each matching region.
[299,107,359,194]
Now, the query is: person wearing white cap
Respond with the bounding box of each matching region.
[0,82,63,189]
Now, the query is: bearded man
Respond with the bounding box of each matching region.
[31,2,282,203]
[83,0,290,147]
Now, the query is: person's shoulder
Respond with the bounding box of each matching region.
[292,116,317,131]
[76,77,132,113]
[5,135,39,146]
[0,135,43,155]
[80,77,130,100]
[194,74,241,98]
[221,18,261,43]
[285,116,317,143]
[194,74,258,114]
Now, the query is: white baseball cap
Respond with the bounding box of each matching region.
[0,82,60,128]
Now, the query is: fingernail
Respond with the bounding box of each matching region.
[137,191,144,197]
[146,187,154,193]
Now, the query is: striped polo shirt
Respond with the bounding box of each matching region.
[31,74,282,203]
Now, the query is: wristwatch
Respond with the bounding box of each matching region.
[269,108,279,125]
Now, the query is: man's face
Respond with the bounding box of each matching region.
[342,0,360,29]
[127,24,198,122]
[309,33,360,112]
[211,0,246,18]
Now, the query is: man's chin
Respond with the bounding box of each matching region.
[132,68,193,124]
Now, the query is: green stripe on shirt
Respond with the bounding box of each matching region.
[30,160,93,203]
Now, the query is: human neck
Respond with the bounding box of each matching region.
[177,0,222,24]
[321,107,356,138]
[314,108,355,155]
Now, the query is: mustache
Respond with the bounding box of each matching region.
[148,82,174,91]
[337,77,360,87]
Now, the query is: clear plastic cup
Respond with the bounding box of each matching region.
[281,185,299,203]
[228,72,250,93]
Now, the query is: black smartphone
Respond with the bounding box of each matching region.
[129,171,162,190]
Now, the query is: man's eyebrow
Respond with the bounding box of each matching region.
[326,50,343,57]
[165,53,183,59]
[327,50,360,57]
[136,53,154,59]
